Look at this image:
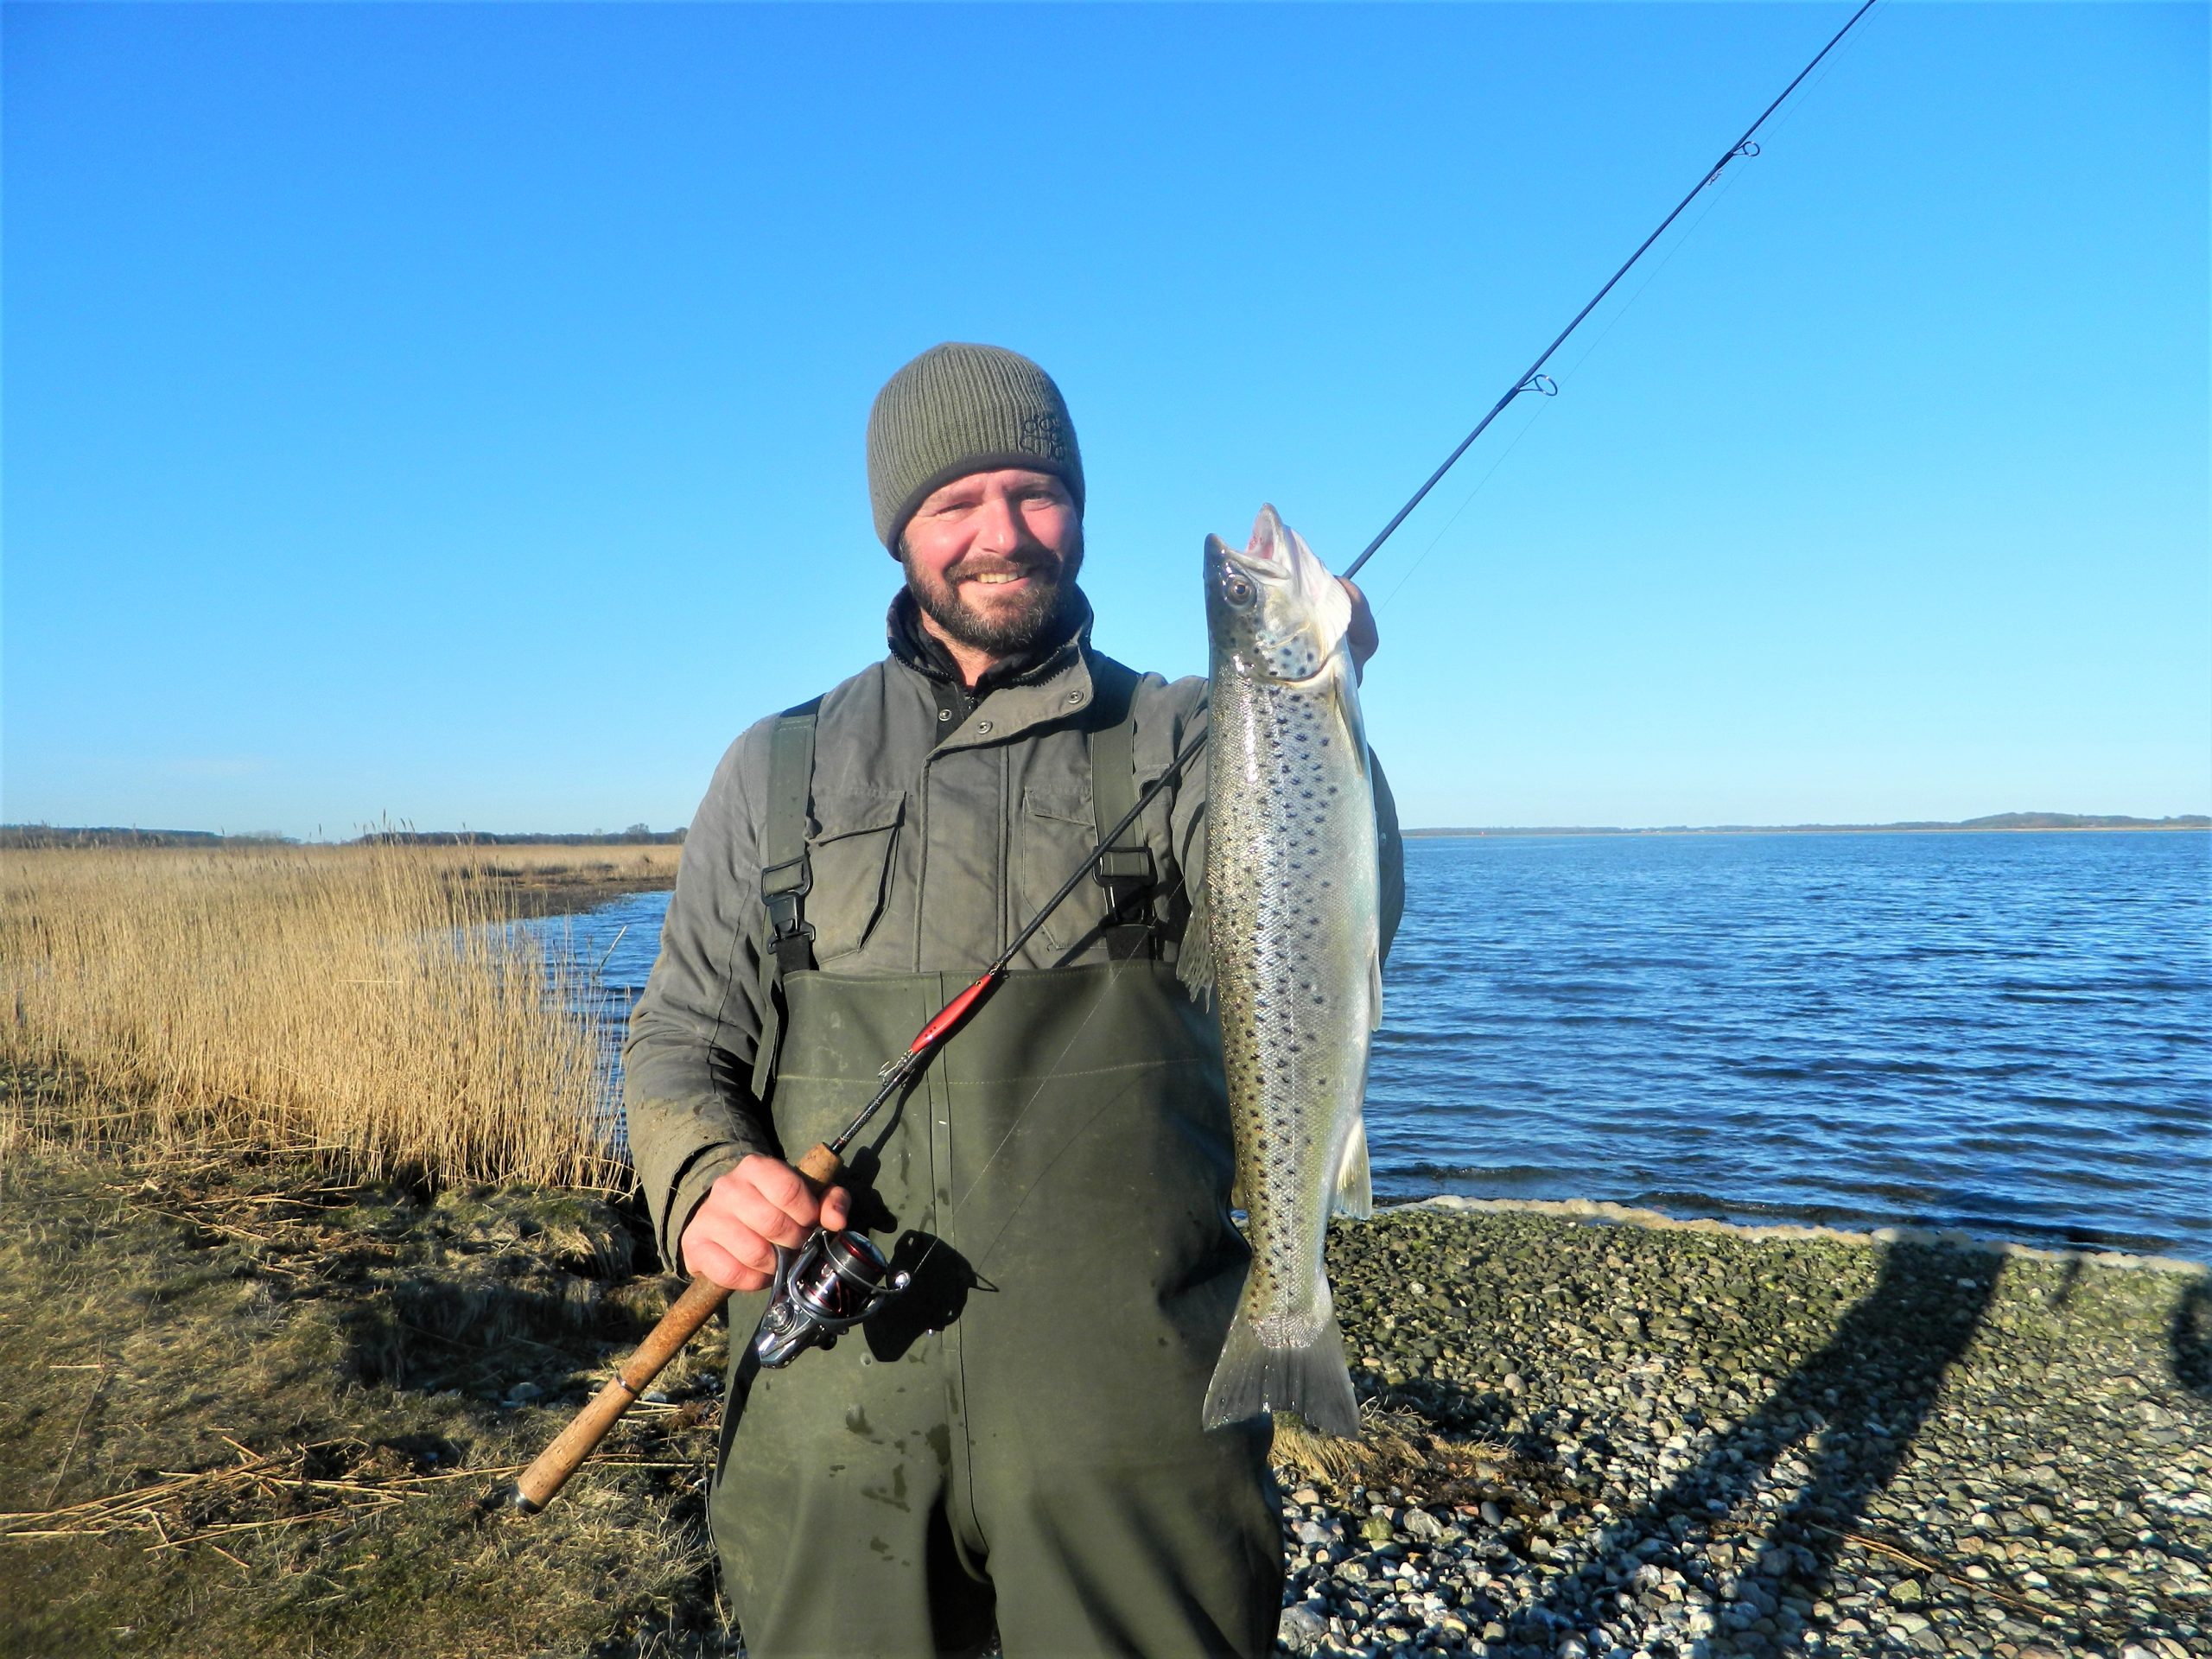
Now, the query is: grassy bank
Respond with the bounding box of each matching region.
[4,1142,2203,1659]
[1,842,674,1185]
[0,1142,727,1658]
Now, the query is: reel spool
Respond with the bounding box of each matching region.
[752,1229,912,1369]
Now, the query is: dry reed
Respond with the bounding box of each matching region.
[0,842,664,1186]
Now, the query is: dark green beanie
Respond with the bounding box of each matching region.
[866,343,1085,550]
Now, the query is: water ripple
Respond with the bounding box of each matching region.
[537,831,2211,1261]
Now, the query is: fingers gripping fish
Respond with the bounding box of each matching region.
[1184,505,1381,1440]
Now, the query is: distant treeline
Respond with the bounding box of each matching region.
[1407,812,2211,838]
[1,824,686,849]
[355,828,687,847]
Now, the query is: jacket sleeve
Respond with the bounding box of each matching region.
[622,720,785,1270]
[1368,748,1408,963]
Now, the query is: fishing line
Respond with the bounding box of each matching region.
[1341,0,1881,583]
[1764,0,1885,143]
[939,0,1888,1229]
[511,6,1892,1501]
[906,823,1202,1281]
[1549,163,1745,391]
[1376,156,1756,616]
[1374,395,1554,616]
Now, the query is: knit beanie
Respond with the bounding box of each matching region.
[866,343,1085,550]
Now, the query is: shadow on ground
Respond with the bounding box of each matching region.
[1510,1239,2002,1653]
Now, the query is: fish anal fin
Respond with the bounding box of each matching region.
[1368,946,1384,1032]
[1178,888,1215,1004]
[1332,1111,1372,1220]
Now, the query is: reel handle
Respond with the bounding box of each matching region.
[497,1141,846,1515]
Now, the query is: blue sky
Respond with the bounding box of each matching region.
[6,2,2206,836]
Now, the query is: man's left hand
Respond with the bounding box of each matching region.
[1342,578,1378,678]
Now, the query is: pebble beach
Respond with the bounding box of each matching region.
[5,1146,2204,1657]
[1273,1202,2210,1659]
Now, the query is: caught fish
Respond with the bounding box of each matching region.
[1185,504,1380,1440]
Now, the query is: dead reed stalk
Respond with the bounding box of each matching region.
[0,842,639,1187]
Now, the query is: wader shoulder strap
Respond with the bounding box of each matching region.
[1086,659,1159,960]
[750,696,823,1102]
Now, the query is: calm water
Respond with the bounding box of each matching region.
[535,831,2211,1260]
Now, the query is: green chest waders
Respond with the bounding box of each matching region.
[708,693,1283,1659]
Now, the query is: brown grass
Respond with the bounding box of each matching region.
[0,1142,731,1657]
[0,842,672,1186]
[1272,1407,1532,1510]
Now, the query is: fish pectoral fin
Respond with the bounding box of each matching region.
[1177,893,1215,1004]
[1368,945,1384,1032]
[1332,1112,1373,1220]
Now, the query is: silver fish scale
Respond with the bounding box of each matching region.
[1208,655,1377,1349]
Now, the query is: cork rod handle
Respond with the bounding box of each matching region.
[499,1142,844,1514]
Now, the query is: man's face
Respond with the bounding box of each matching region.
[899,468,1084,659]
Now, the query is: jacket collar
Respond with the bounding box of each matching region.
[885,585,1101,751]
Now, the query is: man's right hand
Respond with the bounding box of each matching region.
[679,1154,852,1293]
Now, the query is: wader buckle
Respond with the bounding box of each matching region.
[761,855,817,975]
[1093,847,1158,957]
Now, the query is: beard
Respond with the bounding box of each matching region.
[899,541,1084,658]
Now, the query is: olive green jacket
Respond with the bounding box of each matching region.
[623,605,1404,1268]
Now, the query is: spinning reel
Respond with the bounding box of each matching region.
[752,1226,912,1369]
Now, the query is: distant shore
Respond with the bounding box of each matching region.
[1408,815,2208,839]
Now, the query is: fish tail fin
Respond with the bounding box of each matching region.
[1203,1299,1361,1440]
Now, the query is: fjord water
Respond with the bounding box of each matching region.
[543,830,2210,1259]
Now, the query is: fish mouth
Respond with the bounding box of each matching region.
[1239,504,1294,575]
[1207,505,1294,584]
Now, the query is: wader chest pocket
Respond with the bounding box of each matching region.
[803,791,903,963]
[1020,787,1099,952]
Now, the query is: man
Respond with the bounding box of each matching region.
[625,343,1401,1658]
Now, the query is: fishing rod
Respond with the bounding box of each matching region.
[1344,0,1878,582]
[501,0,1878,1514]
[497,758,1210,1513]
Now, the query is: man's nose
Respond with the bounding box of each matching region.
[973,492,1036,556]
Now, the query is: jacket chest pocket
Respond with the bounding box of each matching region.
[1020,787,1103,954]
[804,791,904,963]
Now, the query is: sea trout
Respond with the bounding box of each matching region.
[1189,504,1379,1440]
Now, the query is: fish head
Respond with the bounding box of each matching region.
[1204,505,1354,684]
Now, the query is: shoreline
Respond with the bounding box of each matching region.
[1386,1194,2209,1277]
[3,1143,2204,1657]
[1306,1202,2209,1659]
[1403,825,2209,840]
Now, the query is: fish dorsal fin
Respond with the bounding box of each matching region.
[1332,1110,1373,1219]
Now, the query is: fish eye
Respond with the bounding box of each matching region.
[1223,573,1256,608]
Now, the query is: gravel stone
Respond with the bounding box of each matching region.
[1265,1205,2209,1659]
